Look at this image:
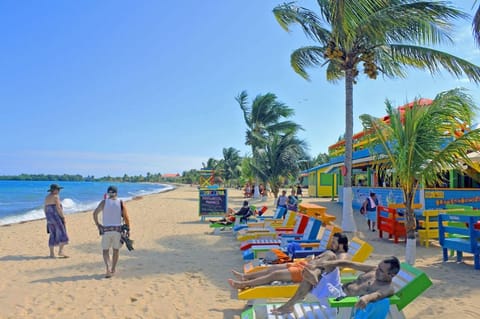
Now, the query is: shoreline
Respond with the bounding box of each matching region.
[0,184,176,227]
[1,185,479,318]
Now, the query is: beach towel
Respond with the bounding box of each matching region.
[353,298,390,319]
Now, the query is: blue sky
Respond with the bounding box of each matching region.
[0,1,479,177]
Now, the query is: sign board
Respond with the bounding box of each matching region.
[199,188,227,216]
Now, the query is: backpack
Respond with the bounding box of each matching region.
[264,248,291,264]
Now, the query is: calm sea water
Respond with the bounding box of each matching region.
[0,181,174,225]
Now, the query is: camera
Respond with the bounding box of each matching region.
[120,224,134,251]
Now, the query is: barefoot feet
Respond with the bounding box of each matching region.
[231,269,244,280]
[270,305,294,315]
[228,278,247,289]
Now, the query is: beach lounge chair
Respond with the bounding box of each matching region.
[235,210,296,238]
[242,224,342,273]
[237,213,309,243]
[241,217,322,260]
[236,237,373,300]
[239,214,314,251]
[241,262,432,319]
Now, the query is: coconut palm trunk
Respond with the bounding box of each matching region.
[342,69,356,232]
[404,188,417,264]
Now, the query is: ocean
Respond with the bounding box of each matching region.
[0,180,174,226]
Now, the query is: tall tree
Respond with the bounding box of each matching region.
[360,88,480,264]
[252,132,308,198]
[274,0,480,232]
[222,147,242,186]
[236,91,302,197]
[236,91,302,152]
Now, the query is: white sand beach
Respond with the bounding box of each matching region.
[1,185,479,318]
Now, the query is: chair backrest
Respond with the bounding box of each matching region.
[346,237,373,262]
[316,224,342,250]
[391,262,433,311]
[291,213,310,234]
[281,211,296,227]
[273,206,286,219]
[299,217,322,240]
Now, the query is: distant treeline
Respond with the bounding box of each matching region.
[0,173,166,183]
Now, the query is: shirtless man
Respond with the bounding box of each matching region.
[271,256,400,315]
[228,233,349,289]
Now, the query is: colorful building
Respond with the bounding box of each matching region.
[304,100,480,210]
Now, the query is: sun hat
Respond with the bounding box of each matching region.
[47,184,63,192]
[107,185,118,193]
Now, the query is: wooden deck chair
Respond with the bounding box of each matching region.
[239,215,315,251]
[237,213,309,243]
[235,210,296,235]
[241,262,432,319]
[237,237,374,300]
[242,218,323,260]
[242,224,341,273]
[233,206,281,232]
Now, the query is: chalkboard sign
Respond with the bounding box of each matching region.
[199,188,227,216]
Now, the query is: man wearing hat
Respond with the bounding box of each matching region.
[92,185,131,278]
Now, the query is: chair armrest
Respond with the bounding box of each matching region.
[292,249,325,258]
[328,296,358,308]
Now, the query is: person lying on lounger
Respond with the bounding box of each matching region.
[228,232,349,289]
[270,256,401,315]
[209,209,236,226]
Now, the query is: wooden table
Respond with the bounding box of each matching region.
[298,203,336,225]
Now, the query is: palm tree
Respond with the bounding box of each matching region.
[273,0,480,232]
[252,132,308,198]
[222,147,242,187]
[236,90,303,197]
[236,91,302,151]
[360,88,480,264]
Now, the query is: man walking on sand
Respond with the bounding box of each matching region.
[93,186,130,278]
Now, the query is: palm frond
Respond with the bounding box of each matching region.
[273,3,331,43]
[290,46,327,80]
[474,1,480,47]
[390,45,480,83]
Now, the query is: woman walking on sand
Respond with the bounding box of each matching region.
[44,184,69,258]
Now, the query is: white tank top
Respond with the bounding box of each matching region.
[103,198,122,226]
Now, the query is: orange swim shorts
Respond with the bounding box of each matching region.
[286,261,307,282]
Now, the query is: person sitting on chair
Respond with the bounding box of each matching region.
[235,200,253,223]
[228,233,348,289]
[271,256,401,317]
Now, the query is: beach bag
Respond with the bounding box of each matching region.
[264,248,291,264]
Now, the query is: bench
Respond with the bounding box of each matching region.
[377,205,406,244]
[241,262,432,319]
[439,213,480,270]
[377,204,422,244]
[417,208,474,247]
